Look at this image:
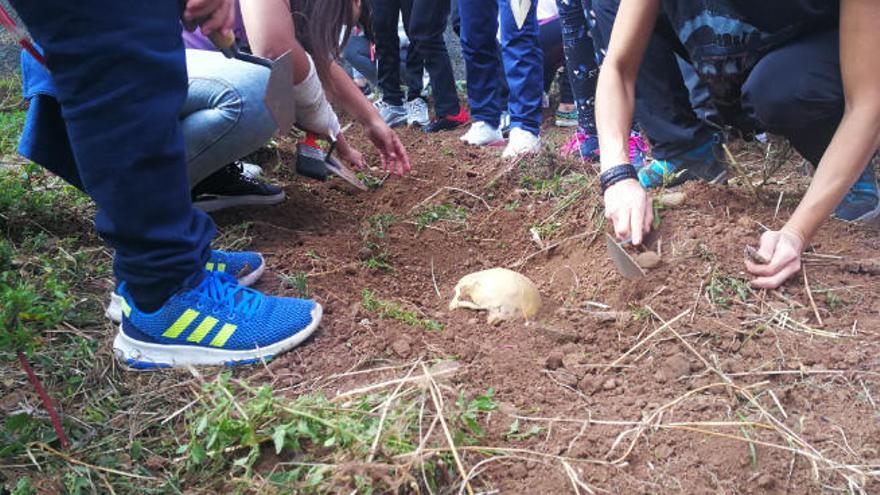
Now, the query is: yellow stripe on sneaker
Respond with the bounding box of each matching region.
[217,263,226,273]
[209,323,237,347]
[187,316,218,343]
[120,298,132,318]
[206,262,215,271]
[162,309,199,338]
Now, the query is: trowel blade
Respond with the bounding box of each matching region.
[605,233,646,280]
[263,50,296,133]
[325,156,369,191]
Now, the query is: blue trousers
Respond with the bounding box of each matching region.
[13,0,214,307]
[459,0,543,134]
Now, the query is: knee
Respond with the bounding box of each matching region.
[742,69,842,132]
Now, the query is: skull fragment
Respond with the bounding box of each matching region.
[449,268,541,325]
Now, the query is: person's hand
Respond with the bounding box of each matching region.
[603,178,652,245]
[365,118,411,176]
[335,134,367,170]
[181,0,234,36]
[745,228,805,289]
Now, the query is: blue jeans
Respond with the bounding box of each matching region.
[459,0,543,134]
[184,49,277,186]
[14,0,213,308]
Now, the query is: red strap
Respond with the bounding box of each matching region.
[0,4,47,67]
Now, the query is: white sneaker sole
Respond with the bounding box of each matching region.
[194,191,285,213]
[104,255,266,323]
[113,303,322,369]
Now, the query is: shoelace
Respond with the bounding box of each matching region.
[195,272,262,320]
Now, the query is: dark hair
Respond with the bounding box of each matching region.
[291,0,365,79]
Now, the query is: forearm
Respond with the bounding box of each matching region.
[239,0,310,83]
[785,107,880,239]
[595,63,636,172]
[594,0,659,173]
[323,62,382,126]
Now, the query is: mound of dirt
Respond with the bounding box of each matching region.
[216,123,880,493]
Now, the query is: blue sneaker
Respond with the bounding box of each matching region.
[105,250,265,323]
[112,271,321,368]
[638,138,728,189]
[834,154,880,222]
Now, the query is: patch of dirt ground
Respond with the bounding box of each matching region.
[214,122,880,494]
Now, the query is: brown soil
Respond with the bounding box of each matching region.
[215,124,880,494]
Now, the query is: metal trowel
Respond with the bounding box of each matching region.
[209,31,296,133]
[605,233,646,279]
[296,132,368,191]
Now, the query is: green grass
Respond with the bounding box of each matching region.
[706,270,753,308]
[361,288,443,331]
[279,271,309,298]
[414,203,468,231]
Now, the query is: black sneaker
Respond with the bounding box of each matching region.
[192,162,285,212]
[422,106,469,133]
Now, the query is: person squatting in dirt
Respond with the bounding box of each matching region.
[13,0,411,369]
[594,0,880,289]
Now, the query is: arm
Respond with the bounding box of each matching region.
[595,0,661,245]
[239,0,310,84]
[746,0,880,288]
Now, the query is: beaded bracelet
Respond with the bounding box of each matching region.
[599,164,638,194]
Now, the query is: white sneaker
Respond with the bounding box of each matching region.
[502,127,540,159]
[460,121,503,146]
[405,97,430,126]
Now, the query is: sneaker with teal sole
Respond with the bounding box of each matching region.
[105,250,265,323]
[834,154,880,222]
[638,138,727,189]
[113,271,321,368]
[554,109,578,127]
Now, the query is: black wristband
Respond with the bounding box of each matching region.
[599,164,638,194]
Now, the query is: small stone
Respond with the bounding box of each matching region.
[657,191,687,208]
[344,265,357,275]
[357,246,374,261]
[603,378,618,390]
[467,317,478,326]
[390,338,411,358]
[635,251,662,269]
[509,462,528,479]
[577,375,601,395]
[554,370,579,387]
[349,302,361,320]
[756,474,775,489]
[545,352,564,370]
[562,353,584,370]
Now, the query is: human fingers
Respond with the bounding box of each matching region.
[198,0,234,37]
[750,259,801,289]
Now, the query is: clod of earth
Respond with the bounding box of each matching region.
[448,267,542,325]
[634,251,662,269]
[657,191,687,208]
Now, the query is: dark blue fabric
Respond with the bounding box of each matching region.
[11,0,214,308]
[459,0,543,134]
[594,0,712,158]
[660,0,839,130]
[372,0,424,106]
